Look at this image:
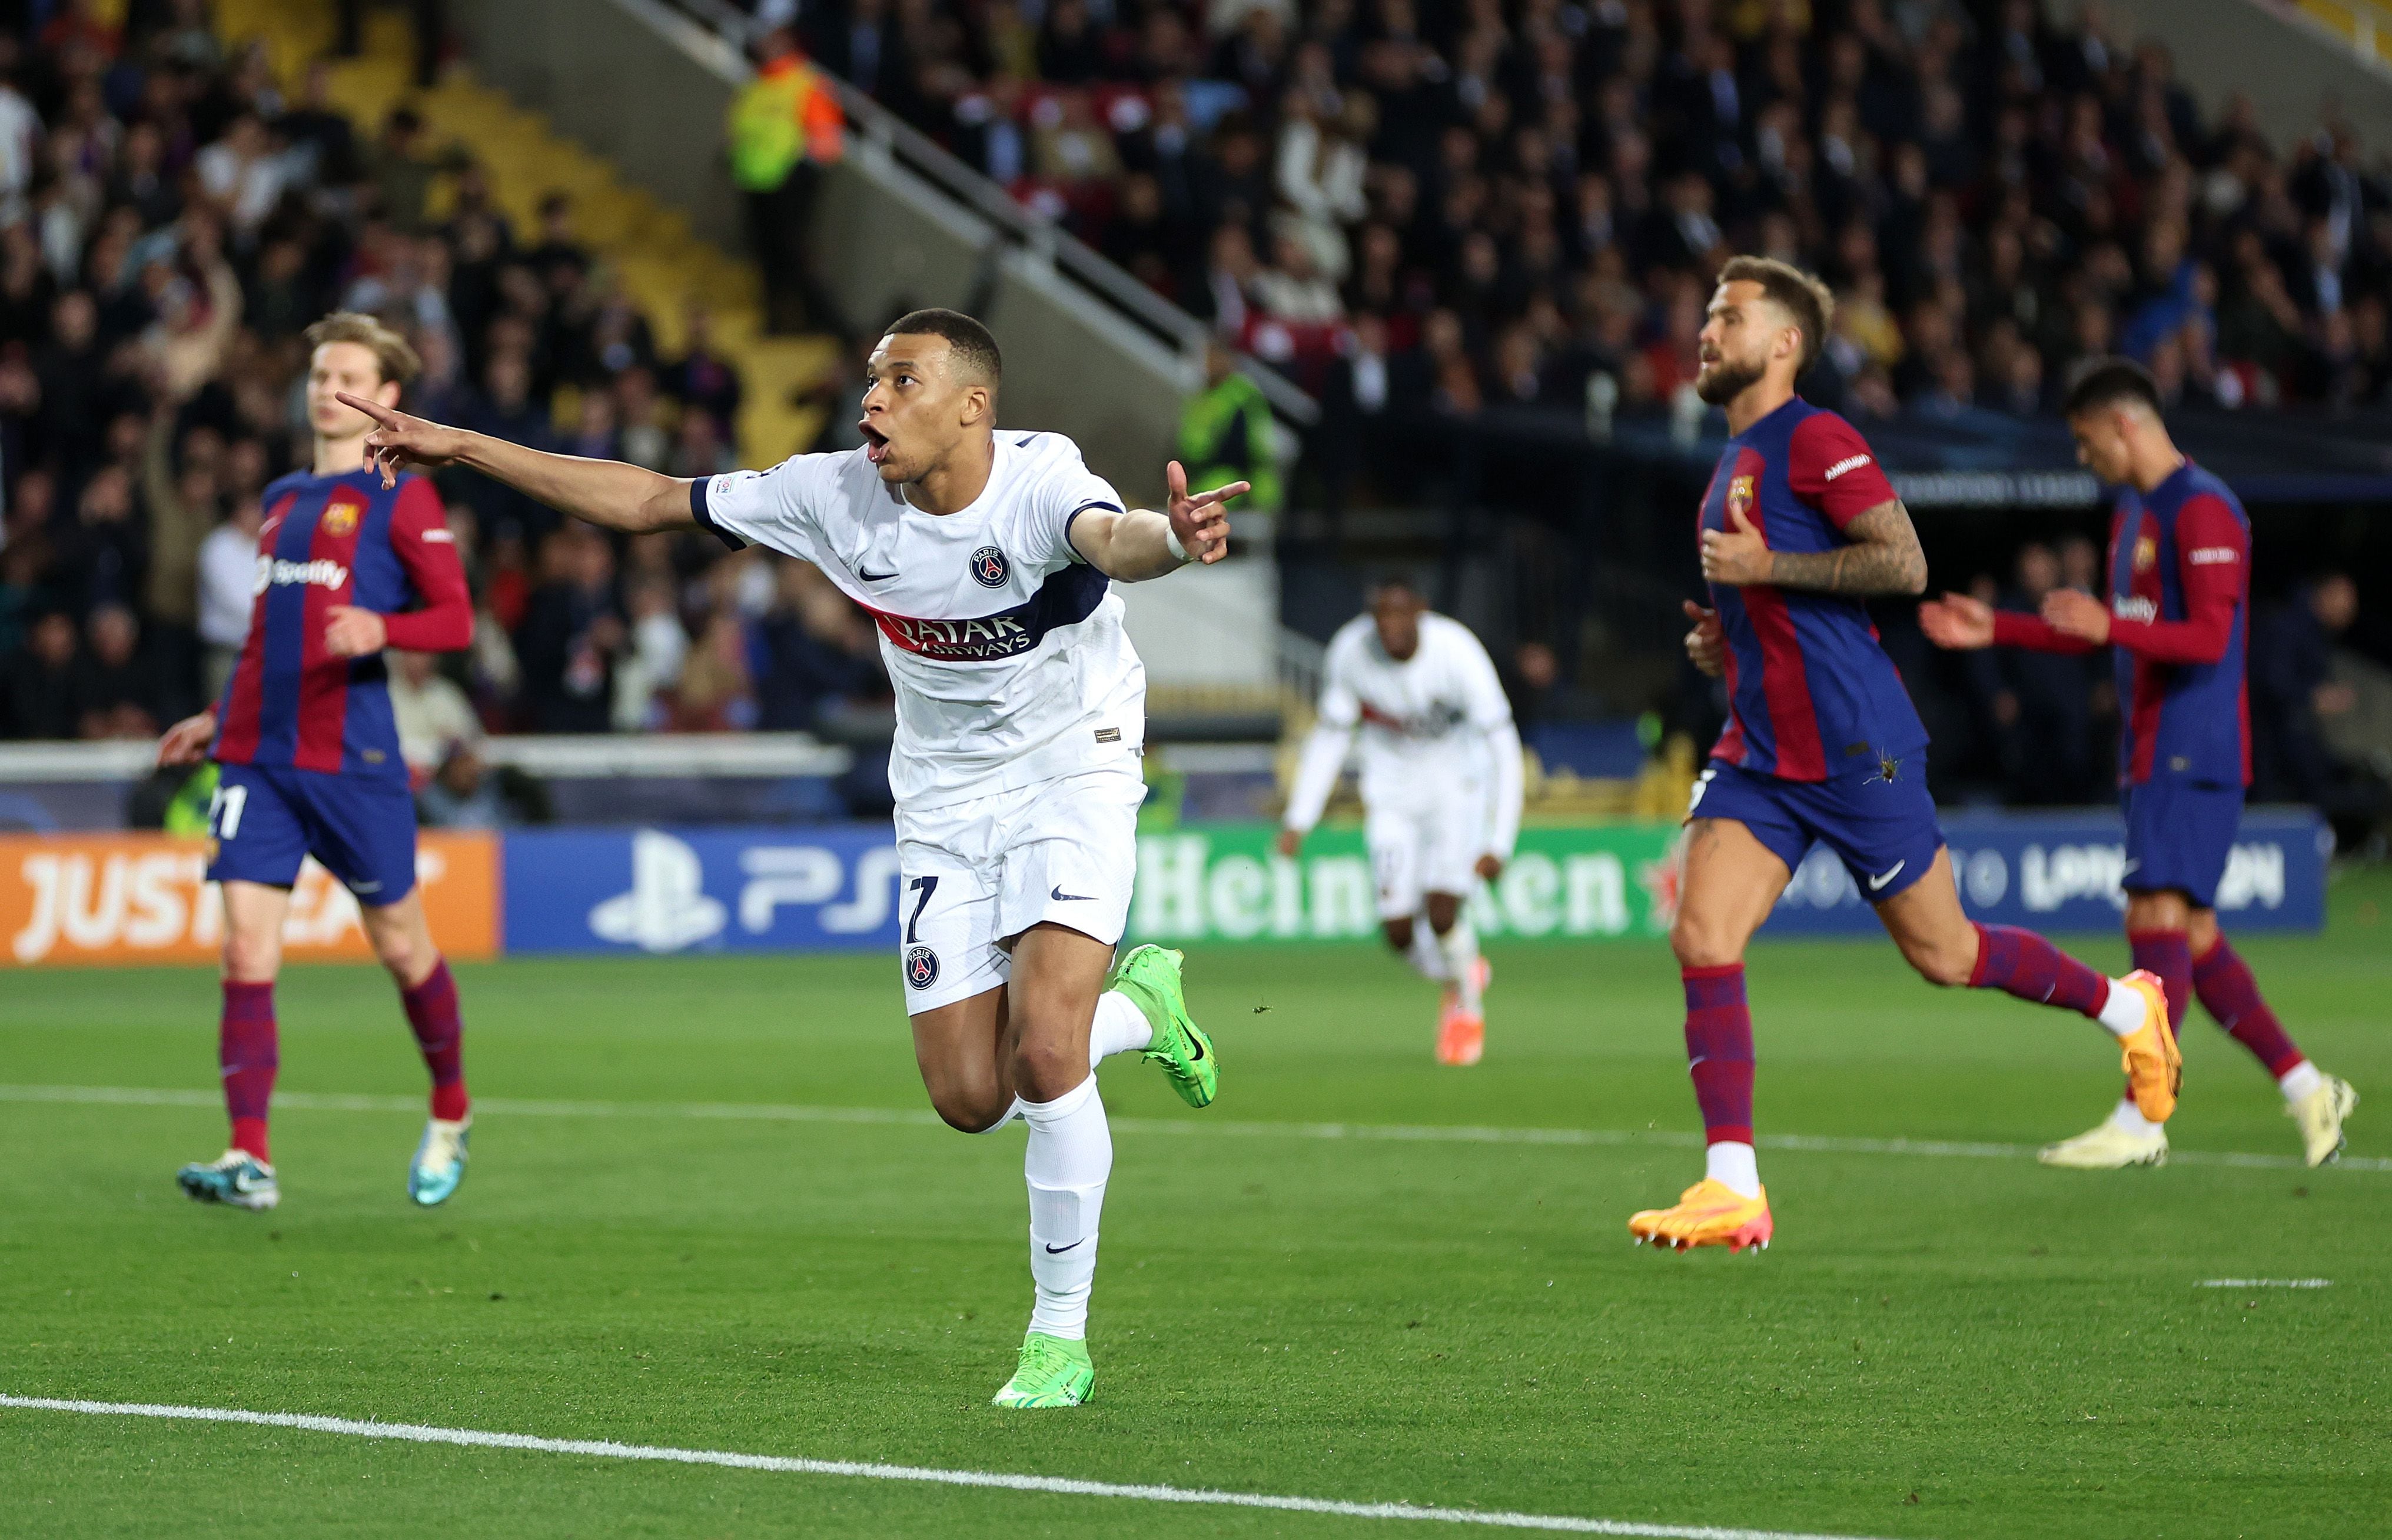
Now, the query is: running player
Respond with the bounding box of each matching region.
[1277,577,1523,1064]
[1920,358,2357,1168]
[335,308,1231,1409]
[1629,258,2177,1253]
[155,313,477,1213]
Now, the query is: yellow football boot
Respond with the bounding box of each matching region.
[2287,1074,2358,1168]
[1628,1178,1772,1253]
[2115,969,2181,1123]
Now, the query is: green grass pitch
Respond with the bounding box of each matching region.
[4,876,2389,1538]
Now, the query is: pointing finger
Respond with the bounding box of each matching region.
[335,391,399,425]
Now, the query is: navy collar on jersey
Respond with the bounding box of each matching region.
[1725,393,1807,442]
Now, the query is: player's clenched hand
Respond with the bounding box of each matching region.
[1917,591,1995,650]
[324,606,388,657]
[337,391,473,489]
[157,710,217,767]
[1274,827,1303,860]
[1682,600,1725,678]
[1474,853,1504,882]
[1165,459,1242,565]
[2041,587,2112,645]
[1699,501,1773,586]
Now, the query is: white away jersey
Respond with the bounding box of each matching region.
[1282,610,1521,856]
[692,431,1145,808]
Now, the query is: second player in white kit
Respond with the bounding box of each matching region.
[338,309,1243,1411]
[1280,578,1523,1064]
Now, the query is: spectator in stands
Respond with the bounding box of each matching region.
[74,601,164,739]
[390,648,483,780]
[2255,572,2391,847]
[514,524,623,734]
[2,608,78,740]
[418,741,546,829]
[1179,340,1281,513]
[729,25,846,336]
[194,493,258,704]
[663,302,744,436]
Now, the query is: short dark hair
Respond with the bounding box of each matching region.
[1717,255,1835,375]
[2062,356,2162,419]
[884,308,1002,394]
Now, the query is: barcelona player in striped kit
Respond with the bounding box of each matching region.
[1923,359,2356,1168]
[155,314,476,1212]
[1628,260,2177,1253]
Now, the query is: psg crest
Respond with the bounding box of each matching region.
[905,944,940,990]
[969,544,1010,588]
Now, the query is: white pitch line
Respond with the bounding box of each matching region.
[2195,1278,2333,1289]
[2,1082,2384,1173]
[0,1395,1892,1540]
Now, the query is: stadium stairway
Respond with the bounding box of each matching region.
[214,0,838,463]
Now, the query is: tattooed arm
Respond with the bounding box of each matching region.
[1699,497,1928,597]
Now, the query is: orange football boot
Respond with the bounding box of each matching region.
[2115,969,2181,1123]
[1435,958,1491,1066]
[1628,1178,1773,1252]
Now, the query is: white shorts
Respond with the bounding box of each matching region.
[892,763,1147,1013]
[1366,796,1485,921]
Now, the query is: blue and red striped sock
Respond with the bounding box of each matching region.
[2192,936,2306,1077]
[221,980,277,1162]
[1683,963,1755,1146]
[1968,924,2109,1018]
[2127,930,2192,1030]
[400,959,470,1123]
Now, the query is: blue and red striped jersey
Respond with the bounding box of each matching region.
[2104,463,2251,786]
[212,468,471,782]
[1699,397,1926,781]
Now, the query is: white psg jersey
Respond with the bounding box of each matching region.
[1288,612,1519,825]
[693,431,1145,808]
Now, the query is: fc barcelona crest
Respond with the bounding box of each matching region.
[321,500,361,538]
[1726,475,1756,522]
[2132,535,2157,573]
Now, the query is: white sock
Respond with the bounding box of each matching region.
[1088,989,1152,1069]
[1407,923,1449,981]
[1437,917,1482,1014]
[2095,979,2150,1039]
[2278,1061,2324,1103]
[1705,1140,1761,1199]
[1020,1075,1110,1341]
[2107,1097,2164,1137]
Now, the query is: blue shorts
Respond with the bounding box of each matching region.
[205,761,420,907]
[2121,778,2242,909]
[1691,755,1944,903]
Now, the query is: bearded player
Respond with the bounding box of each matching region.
[1277,577,1523,1064]
[1921,358,2356,1169]
[336,308,1230,1409]
[1629,259,2178,1253]
[156,314,476,1213]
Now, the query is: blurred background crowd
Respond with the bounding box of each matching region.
[0,0,2386,841]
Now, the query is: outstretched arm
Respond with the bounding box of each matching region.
[1919,591,2099,655]
[1702,498,1928,596]
[338,391,696,535]
[1068,460,1246,581]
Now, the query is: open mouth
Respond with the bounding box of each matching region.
[860,421,891,465]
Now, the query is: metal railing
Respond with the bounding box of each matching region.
[663,0,1318,427]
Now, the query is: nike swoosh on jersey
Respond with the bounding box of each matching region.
[858,567,898,581]
[1051,885,1097,902]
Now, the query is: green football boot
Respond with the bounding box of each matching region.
[1110,944,1217,1108]
[991,1332,1095,1408]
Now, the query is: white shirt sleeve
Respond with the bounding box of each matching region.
[1282,638,1360,834]
[1453,626,1524,859]
[690,453,842,563]
[1021,437,1126,572]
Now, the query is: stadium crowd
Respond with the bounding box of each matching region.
[0,2,897,806]
[0,0,2383,835]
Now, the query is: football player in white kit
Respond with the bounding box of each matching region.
[1277,577,1523,1065]
[337,310,1241,1409]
